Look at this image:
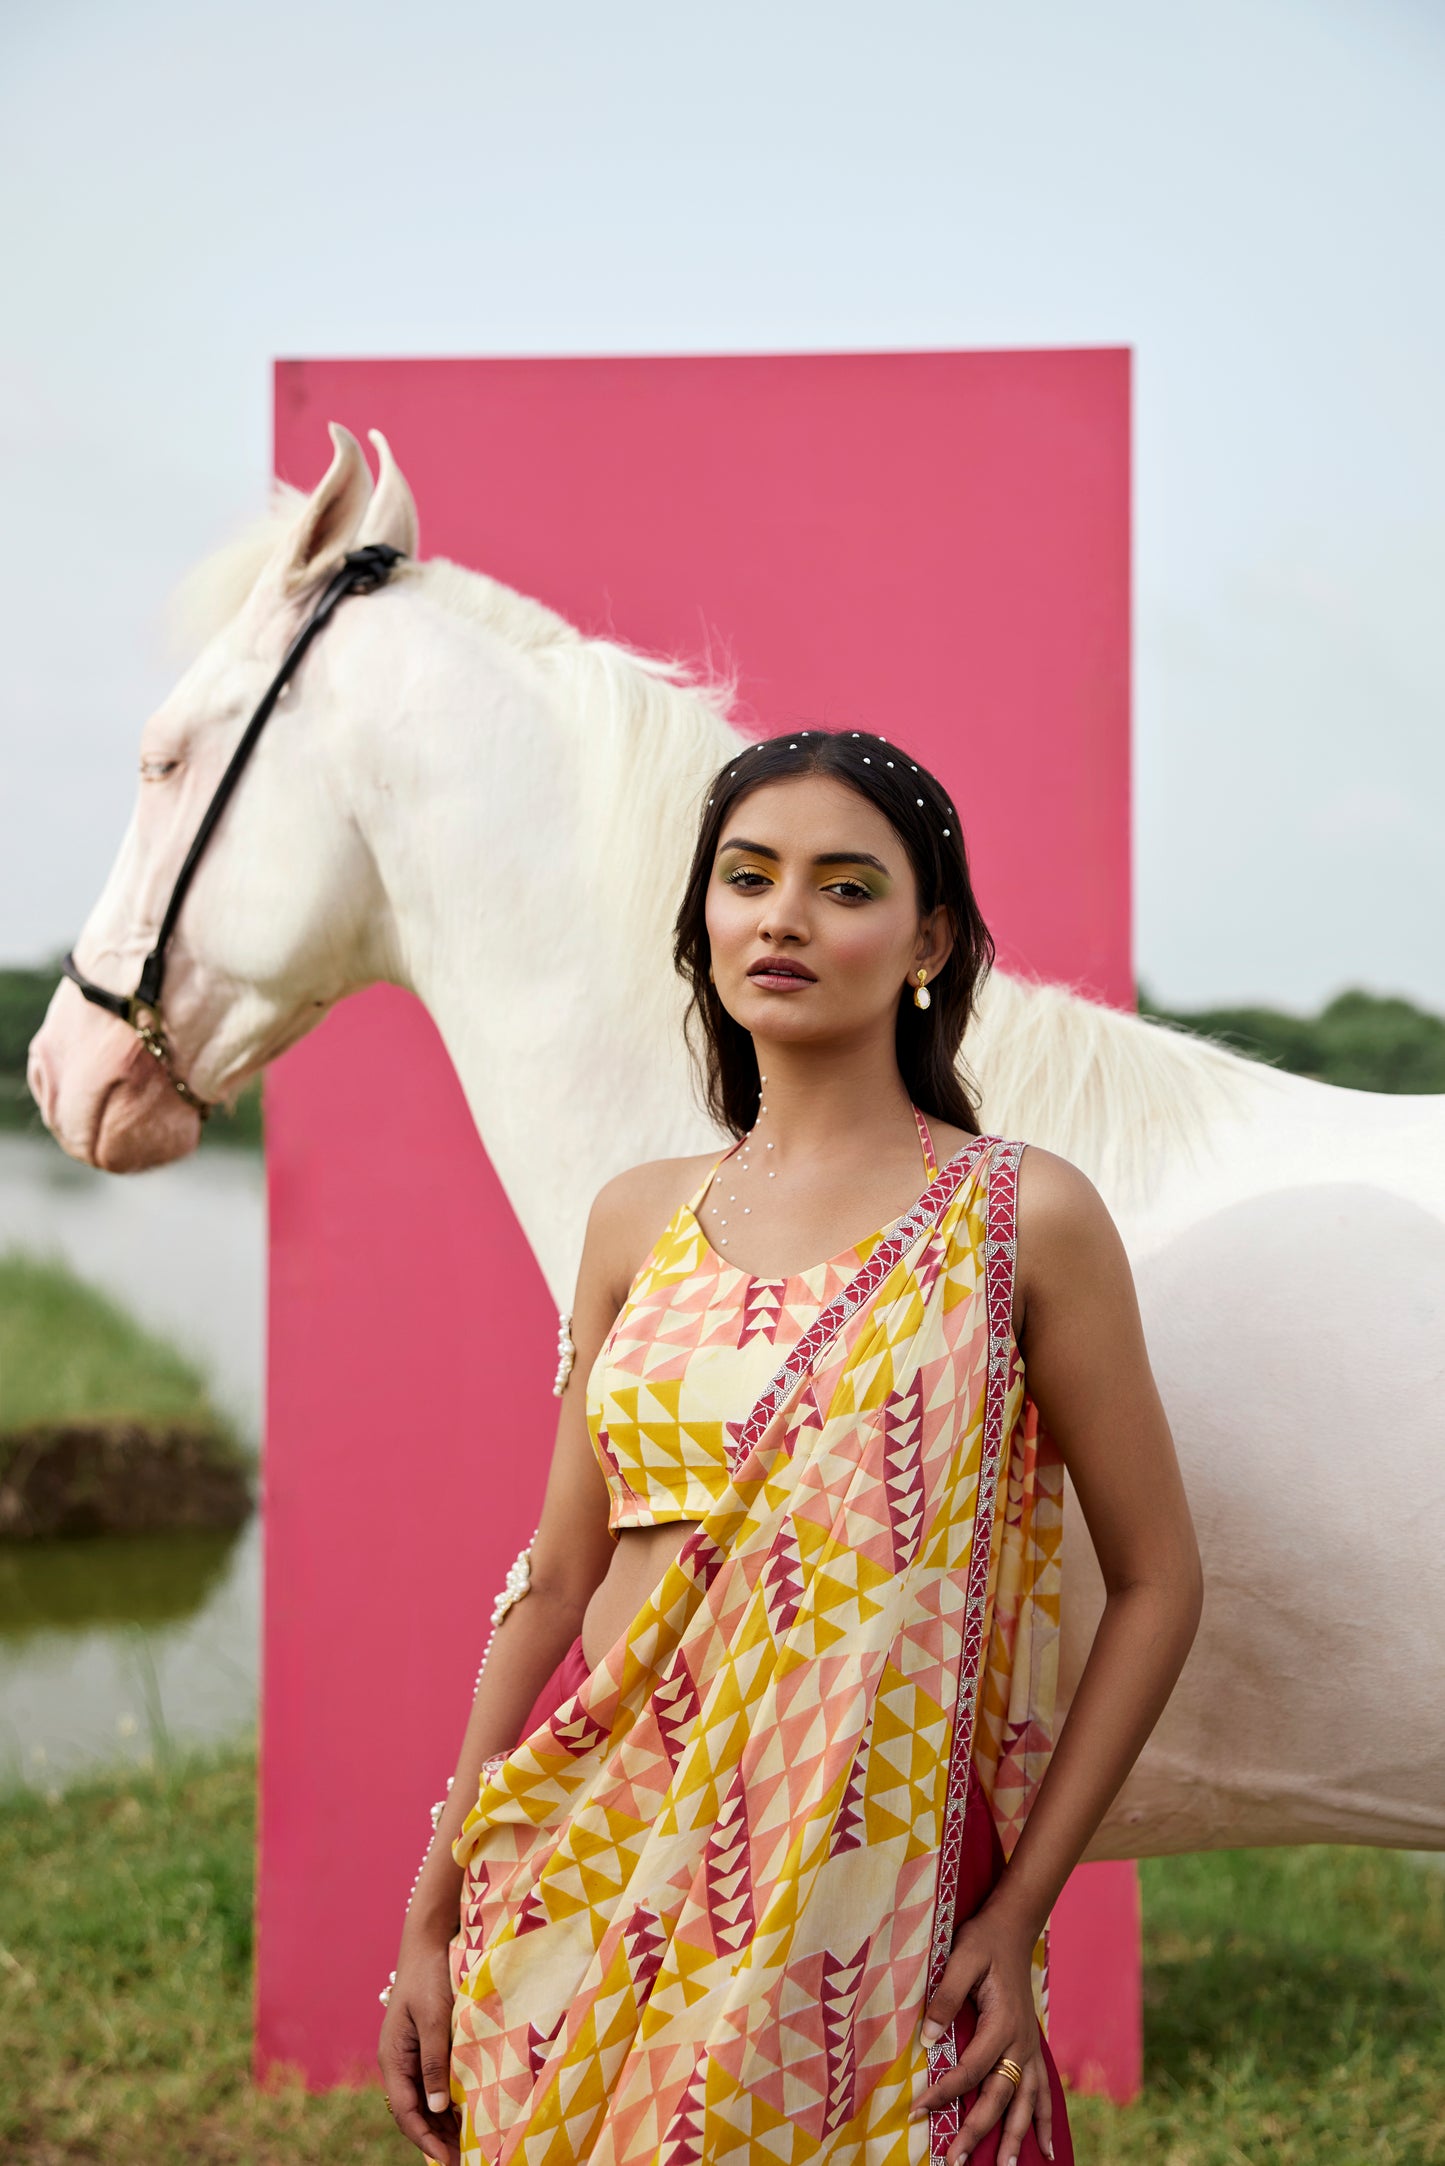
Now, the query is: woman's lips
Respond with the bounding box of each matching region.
[747,967,816,991]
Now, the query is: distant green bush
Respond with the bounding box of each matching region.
[0,960,64,1076]
[1140,984,1445,1094]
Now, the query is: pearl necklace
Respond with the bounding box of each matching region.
[705,1072,776,1247]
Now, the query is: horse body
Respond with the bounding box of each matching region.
[28,425,1445,1860]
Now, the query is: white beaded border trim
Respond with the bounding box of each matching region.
[378,1527,540,2009]
[553,1309,575,1395]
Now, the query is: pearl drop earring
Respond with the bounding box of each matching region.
[913,968,931,1011]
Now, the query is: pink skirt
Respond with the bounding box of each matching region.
[521,1636,1073,2164]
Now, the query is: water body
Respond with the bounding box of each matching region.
[0,1131,265,1787]
[0,1520,260,1788]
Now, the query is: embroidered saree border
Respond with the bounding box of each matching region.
[922,1136,1025,2163]
[727,1133,997,1471]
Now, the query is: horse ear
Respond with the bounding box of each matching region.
[271,422,374,597]
[356,429,420,558]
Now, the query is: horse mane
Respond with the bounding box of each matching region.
[162,485,307,658]
[169,510,1261,1202]
[966,971,1258,1201]
[414,555,745,1068]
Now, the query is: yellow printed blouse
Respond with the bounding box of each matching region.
[585,1107,940,1531]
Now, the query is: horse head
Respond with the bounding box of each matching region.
[27,422,419,1171]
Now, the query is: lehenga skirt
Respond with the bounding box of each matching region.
[500,1635,1074,2165]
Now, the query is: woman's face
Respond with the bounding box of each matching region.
[703,771,952,1044]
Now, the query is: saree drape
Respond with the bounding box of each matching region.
[449,1135,1064,2166]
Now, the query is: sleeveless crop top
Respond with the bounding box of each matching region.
[585,1106,940,1533]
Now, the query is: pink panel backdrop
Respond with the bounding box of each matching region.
[261,351,1138,2095]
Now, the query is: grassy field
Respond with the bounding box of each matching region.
[0,1252,245,1446]
[0,1744,1440,2164]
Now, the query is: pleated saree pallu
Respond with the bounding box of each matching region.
[449,1134,1064,2166]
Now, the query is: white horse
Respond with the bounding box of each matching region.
[29,424,1445,1862]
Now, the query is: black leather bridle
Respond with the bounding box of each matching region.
[59,542,406,1122]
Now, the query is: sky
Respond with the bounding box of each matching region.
[2,0,1441,1012]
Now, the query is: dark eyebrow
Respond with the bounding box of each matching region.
[716,836,892,875]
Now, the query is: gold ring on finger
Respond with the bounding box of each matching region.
[994,2057,1024,2090]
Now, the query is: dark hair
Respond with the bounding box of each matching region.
[671,726,995,1137]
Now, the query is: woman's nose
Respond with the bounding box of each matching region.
[756,882,810,944]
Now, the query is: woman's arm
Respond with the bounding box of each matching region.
[377,1177,638,2165]
[915,1145,1205,2166]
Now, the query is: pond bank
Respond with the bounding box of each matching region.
[0,1204,263,1783]
[0,1250,256,1538]
[0,1419,254,1538]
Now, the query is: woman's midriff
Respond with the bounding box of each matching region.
[581,1521,698,1669]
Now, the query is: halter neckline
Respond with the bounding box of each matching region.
[683,1103,941,1284]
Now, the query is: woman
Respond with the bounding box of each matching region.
[379,728,1203,2166]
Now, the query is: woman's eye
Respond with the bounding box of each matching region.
[721,867,873,899]
[140,756,181,781]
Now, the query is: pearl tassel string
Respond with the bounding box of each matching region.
[553,1307,575,1396]
[379,1528,540,2009]
[387,1303,572,2003]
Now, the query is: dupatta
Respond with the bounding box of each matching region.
[449,1134,1063,2166]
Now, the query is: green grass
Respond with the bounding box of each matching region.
[0,1251,244,1452]
[1,1743,1441,2163]
[0,1744,404,2165]
[1072,1845,1445,2163]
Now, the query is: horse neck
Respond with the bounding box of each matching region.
[334,590,729,1296]
[968,969,1263,1215]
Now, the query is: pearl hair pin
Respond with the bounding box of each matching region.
[706,730,954,836]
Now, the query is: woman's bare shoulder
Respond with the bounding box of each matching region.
[1015,1142,1107,1218]
[584,1146,729,1303]
[1014,1143,1126,1283]
[590,1146,724,1223]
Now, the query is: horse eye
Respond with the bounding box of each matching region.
[140,757,180,781]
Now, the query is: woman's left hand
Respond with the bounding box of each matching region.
[910,1905,1053,2164]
